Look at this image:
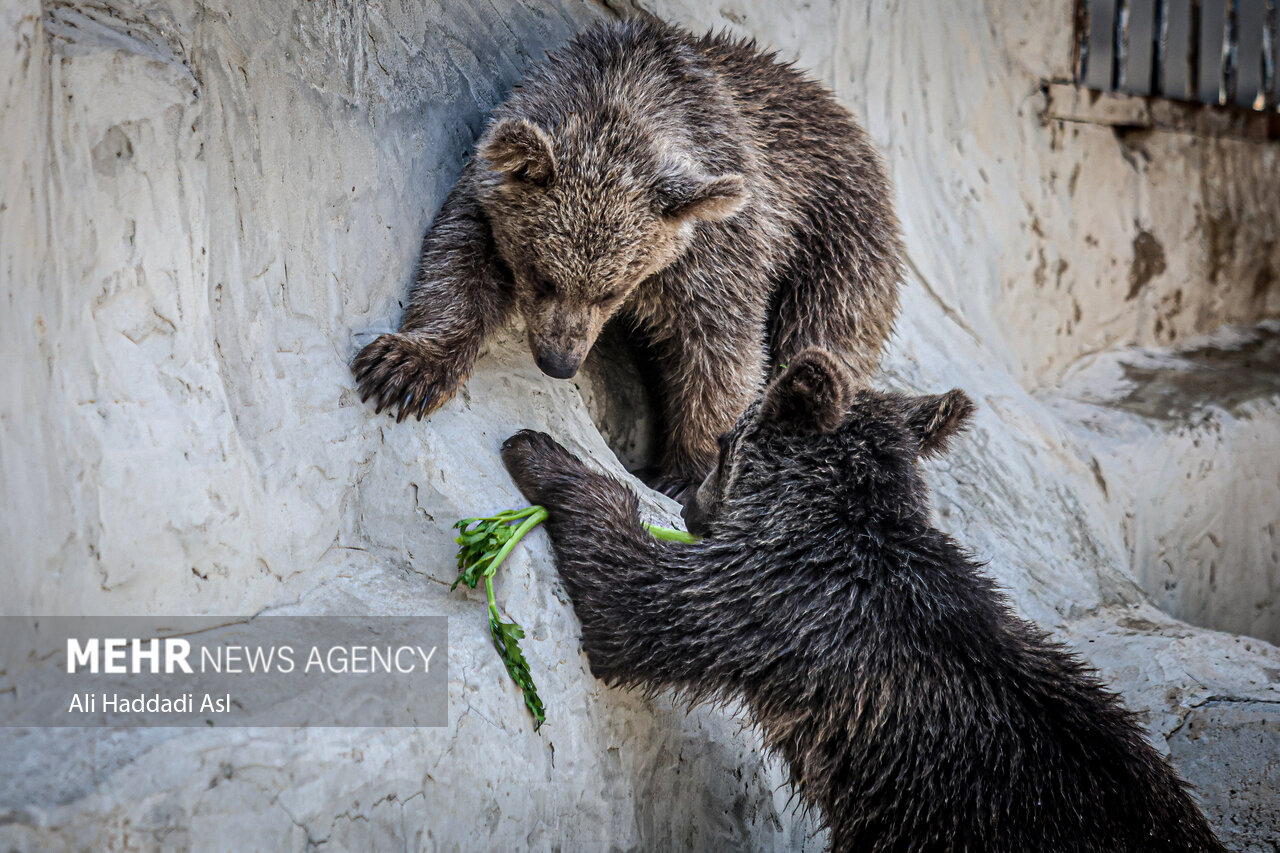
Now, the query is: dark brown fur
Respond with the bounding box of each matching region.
[354,19,902,499]
[501,349,1224,853]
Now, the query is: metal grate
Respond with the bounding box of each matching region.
[1078,0,1279,111]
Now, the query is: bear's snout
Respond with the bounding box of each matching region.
[681,494,712,537]
[535,350,583,379]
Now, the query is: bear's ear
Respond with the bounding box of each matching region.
[760,349,852,434]
[655,172,747,223]
[903,390,975,458]
[479,118,557,187]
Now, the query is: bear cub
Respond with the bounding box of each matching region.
[502,349,1223,853]
[356,18,903,501]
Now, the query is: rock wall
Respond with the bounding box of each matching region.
[1,0,1277,850]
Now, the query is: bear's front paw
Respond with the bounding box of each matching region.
[352,333,462,423]
[502,430,584,505]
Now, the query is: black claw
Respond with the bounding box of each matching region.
[420,384,439,419]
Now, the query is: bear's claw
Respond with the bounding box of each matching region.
[352,332,457,423]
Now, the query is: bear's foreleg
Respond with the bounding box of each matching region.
[650,319,767,503]
[353,167,513,422]
[502,430,720,692]
[766,152,902,381]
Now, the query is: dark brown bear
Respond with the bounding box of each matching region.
[354,18,902,499]
[501,349,1224,853]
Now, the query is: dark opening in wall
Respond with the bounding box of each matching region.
[576,321,662,477]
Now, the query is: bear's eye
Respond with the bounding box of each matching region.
[532,275,557,298]
[593,288,624,307]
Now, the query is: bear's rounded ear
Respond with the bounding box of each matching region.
[760,348,852,434]
[479,118,557,187]
[903,390,975,458]
[655,172,747,223]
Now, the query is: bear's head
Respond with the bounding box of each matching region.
[682,348,975,537]
[476,116,747,379]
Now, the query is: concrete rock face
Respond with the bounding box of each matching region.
[1,0,1277,851]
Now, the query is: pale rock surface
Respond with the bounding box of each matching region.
[1,0,1278,850]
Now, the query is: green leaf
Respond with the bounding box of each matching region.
[452,505,549,728]
[489,615,545,728]
[450,559,487,591]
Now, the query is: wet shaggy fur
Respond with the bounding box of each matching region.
[355,18,903,499]
[501,349,1224,853]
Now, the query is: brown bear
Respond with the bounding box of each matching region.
[354,18,902,500]
[500,349,1224,853]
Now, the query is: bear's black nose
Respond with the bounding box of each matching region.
[536,352,581,379]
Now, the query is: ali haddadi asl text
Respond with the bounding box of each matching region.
[67,692,231,715]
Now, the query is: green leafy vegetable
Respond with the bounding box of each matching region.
[643,523,701,544]
[453,506,548,728]
[453,506,699,729]
[489,617,543,724]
